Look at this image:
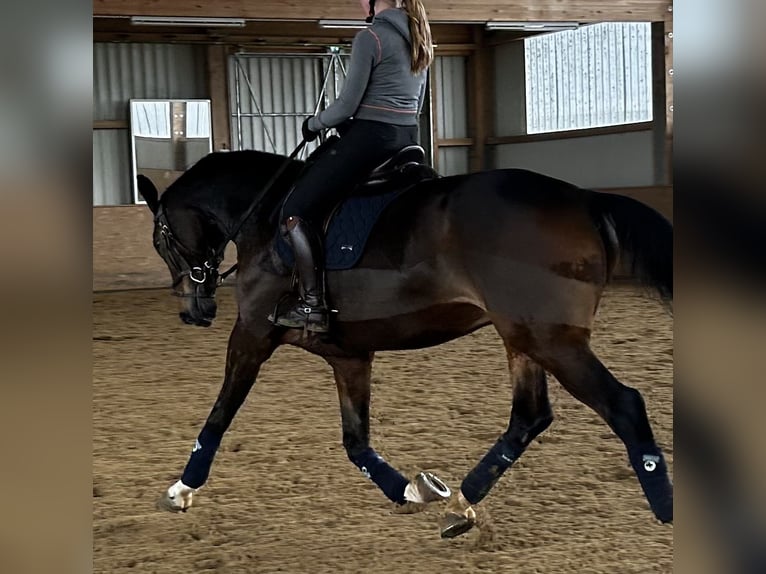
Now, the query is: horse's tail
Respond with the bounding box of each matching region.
[589,191,673,305]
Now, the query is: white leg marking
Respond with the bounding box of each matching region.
[161,480,198,512]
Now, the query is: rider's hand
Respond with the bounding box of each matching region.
[302,118,320,142]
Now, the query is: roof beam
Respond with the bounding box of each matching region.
[94,1,672,23]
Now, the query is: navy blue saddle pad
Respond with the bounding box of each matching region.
[275,189,401,270]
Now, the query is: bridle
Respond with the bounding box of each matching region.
[155,204,222,297]
[154,139,308,295]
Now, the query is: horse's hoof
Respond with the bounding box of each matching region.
[156,493,184,513]
[439,509,476,539]
[156,480,196,513]
[405,471,452,504]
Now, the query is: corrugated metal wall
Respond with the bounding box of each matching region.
[438,147,470,176]
[229,52,470,175]
[435,56,467,140]
[525,22,653,134]
[434,56,469,176]
[94,43,207,120]
[92,46,470,205]
[93,43,207,205]
[93,130,131,205]
[492,41,527,137]
[229,53,350,157]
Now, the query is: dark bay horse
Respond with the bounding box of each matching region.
[139,149,673,538]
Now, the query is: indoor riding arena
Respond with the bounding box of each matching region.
[93,1,674,573]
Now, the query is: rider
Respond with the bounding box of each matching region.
[272,0,433,333]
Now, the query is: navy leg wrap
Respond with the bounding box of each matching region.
[350,448,408,504]
[461,437,519,505]
[181,427,223,489]
[626,442,673,523]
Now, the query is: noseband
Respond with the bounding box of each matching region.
[155,205,222,296]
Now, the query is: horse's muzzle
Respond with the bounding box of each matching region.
[179,310,214,327]
[177,291,217,328]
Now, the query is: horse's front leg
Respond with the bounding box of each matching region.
[158,319,278,512]
[326,354,451,510]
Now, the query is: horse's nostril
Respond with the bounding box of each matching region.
[179,312,195,325]
[179,311,213,327]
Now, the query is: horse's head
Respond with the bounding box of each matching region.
[138,175,222,327]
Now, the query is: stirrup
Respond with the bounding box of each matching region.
[268,297,330,333]
[267,291,295,324]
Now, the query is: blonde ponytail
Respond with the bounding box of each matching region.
[402,0,433,74]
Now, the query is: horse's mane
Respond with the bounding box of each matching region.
[162,150,306,228]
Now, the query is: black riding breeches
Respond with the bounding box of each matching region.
[281,119,419,227]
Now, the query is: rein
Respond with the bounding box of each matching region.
[157,140,307,289]
[211,140,307,266]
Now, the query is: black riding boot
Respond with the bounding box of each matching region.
[274,216,330,332]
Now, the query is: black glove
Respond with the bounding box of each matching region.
[302,117,320,142]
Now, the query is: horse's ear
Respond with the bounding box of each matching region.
[137,175,160,214]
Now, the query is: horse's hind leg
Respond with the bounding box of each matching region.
[532,336,673,524]
[325,354,451,510]
[441,349,553,538]
[157,319,277,512]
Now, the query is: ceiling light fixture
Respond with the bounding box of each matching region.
[318,19,369,29]
[130,16,247,28]
[485,21,580,32]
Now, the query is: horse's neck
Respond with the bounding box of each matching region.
[194,181,282,248]
[176,150,300,247]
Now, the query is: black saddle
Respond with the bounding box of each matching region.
[367,145,426,181]
[275,143,439,271]
[303,136,436,198]
[350,145,437,198]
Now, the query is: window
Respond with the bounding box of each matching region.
[524,22,653,134]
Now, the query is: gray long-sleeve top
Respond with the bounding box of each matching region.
[308,8,427,131]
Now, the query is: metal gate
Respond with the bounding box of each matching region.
[230,49,349,158]
[229,49,433,164]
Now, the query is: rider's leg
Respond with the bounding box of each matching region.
[273,120,419,331]
[274,215,330,332]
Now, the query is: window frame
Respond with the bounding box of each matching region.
[521,22,655,138]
